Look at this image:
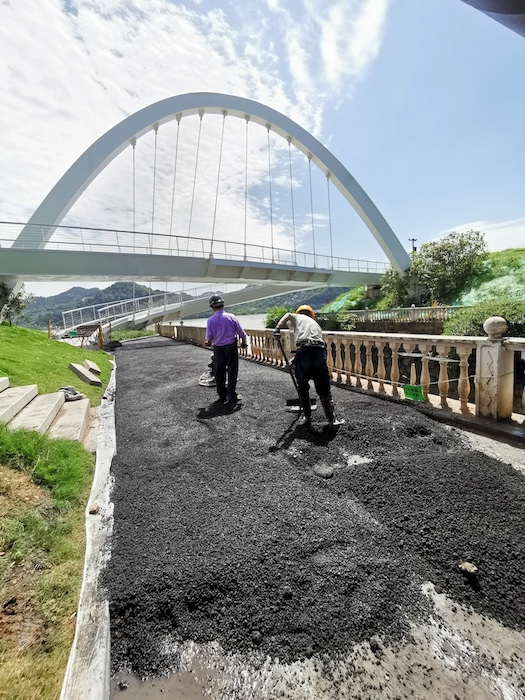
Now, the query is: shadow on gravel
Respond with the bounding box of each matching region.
[270,420,340,452]
[197,401,243,420]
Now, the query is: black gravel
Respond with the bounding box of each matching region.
[105,338,525,677]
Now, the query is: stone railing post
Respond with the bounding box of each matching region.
[475,316,514,420]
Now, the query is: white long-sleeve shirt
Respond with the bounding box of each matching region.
[276,313,324,346]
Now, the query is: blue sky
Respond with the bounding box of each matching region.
[1,0,524,297]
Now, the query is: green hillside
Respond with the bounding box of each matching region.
[321,249,525,314]
[454,249,525,305]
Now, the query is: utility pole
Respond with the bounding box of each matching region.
[408,238,417,253]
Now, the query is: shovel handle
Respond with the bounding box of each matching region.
[277,337,300,395]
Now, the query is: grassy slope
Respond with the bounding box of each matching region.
[0,325,100,699]
[0,325,113,406]
[455,249,525,305]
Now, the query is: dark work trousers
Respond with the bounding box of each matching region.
[213,341,239,402]
[294,345,332,417]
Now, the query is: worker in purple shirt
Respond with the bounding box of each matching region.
[204,294,247,404]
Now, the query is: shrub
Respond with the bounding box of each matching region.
[443,299,525,337]
[265,306,291,328]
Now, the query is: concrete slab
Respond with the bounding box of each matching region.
[83,359,101,375]
[0,377,9,393]
[0,385,38,424]
[48,398,90,442]
[69,363,102,386]
[8,392,65,434]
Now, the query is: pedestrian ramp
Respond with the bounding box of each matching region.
[0,377,90,442]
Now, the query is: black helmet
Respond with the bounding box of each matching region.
[209,294,224,309]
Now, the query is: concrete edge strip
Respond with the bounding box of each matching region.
[60,366,117,700]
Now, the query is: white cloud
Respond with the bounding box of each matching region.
[1,0,392,296]
[442,218,525,252]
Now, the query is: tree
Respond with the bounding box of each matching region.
[265,306,290,328]
[413,230,487,304]
[0,283,33,326]
[379,231,487,307]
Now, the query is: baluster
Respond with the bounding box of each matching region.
[354,338,363,388]
[335,339,343,384]
[390,342,400,397]
[522,351,525,415]
[437,342,451,409]
[376,341,386,394]
[325,335,335,380]
[457,346,471,414]
[343,338,352,386]
[364,339,374,390]
[419,343,431,402]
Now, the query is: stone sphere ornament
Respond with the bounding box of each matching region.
[483,316,508,339]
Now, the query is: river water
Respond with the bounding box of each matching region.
[181,313,267,330]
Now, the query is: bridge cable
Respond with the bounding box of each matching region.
[187,109,204,252]
[130,136,137,317]
[287,136,297,264]
[244,114,250,260]
[169,114,182,255]
[326,170,334,268]
[308,153,316,265]
[150,123,159,255]
[266,123,274,263]
[149,123,159,304]
[211,111,227,257]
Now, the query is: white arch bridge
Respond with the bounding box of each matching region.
[0,93,409,328]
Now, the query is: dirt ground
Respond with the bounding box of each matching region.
[106,338,525,699]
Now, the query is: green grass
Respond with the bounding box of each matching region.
[0,325,113,406]
[111,328,156,341]
[0,424,93,507]
[0,325,100,697]
[0,426,94,699]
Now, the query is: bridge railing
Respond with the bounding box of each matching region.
[160,318,525,424]
[0,221,389,274]
[62,284,233,329]
[348,305,467,323]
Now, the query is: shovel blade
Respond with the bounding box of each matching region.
[285,397,317,412]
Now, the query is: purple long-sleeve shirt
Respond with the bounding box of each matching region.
[205,310,247,346]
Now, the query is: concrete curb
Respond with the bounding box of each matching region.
[60,367,116,700]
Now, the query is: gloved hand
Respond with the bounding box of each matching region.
[240,339,248,348]
[272,328,281,339]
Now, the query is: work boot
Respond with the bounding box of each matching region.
[320,396,344,429]
[299,389,311,425]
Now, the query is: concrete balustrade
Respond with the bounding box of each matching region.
[157,317,525,424]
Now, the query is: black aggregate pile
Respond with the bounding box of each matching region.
[105,338,525,677]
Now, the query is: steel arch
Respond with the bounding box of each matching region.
[15,92,410,273]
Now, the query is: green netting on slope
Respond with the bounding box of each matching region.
[323,293,355,312]
[456,274,525,306]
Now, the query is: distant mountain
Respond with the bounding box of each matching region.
[22,282,185,329]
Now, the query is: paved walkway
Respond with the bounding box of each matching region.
[106,337,525,699]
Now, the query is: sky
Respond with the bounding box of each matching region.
[1,0,524,297]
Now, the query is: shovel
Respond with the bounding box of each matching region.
[276,336,317,413]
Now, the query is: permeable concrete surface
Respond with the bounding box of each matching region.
[106,337,525,699]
